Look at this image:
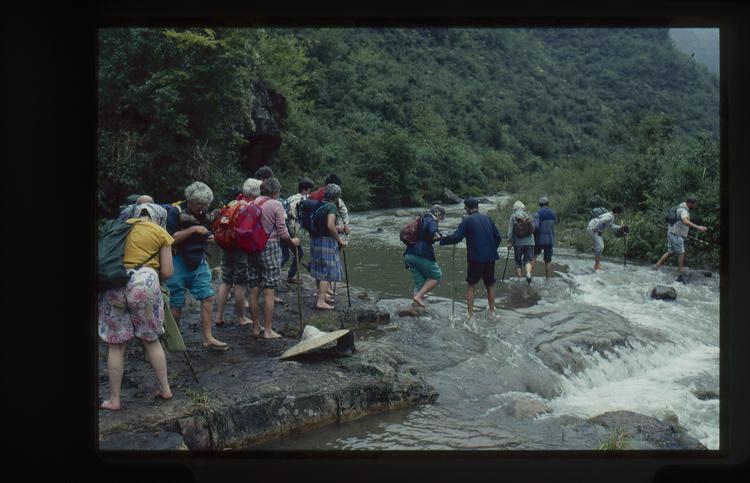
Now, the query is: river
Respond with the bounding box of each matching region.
[243,195,720,450]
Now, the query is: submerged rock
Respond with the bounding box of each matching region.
[589,410,706,449]
[505,397,553,419]
[443,188,463,204]
[651,285,677,300]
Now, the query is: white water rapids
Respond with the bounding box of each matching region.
[258,195,720,450]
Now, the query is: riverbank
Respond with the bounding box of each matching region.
[98,270,437,450]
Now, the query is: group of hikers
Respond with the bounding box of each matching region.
[97,165,707,411]
[98,166,351,411]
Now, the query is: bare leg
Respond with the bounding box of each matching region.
[171,307,182,327]
[594,255,602,270]
[100,342,126,410]
[141,339,172,399]
[249,286,262,336]
[413,278,438,308]
[525,262,533,279]
[467,284,476,318]
[200,297,226,347]
[215,282,231,325]
[234,285,252,325]
[545,262,552,281]
[262,288,281,338]
[654,252,672,269]
[515,267,522,280]
[677,254,686,273]
[486,285,496,315]
[316,281,334,309]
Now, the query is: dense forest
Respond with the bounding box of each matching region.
[97,27,720,267]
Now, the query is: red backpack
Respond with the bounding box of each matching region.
[211,195,248,250]
[234,197,272,255]
[307,186,325,201]
[400,216,423,246]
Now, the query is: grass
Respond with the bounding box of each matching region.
[598,426,632,450]
[184,389,219,416]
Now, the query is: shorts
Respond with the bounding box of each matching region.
[513,245,535,268]
[164,255,214,308]
[220,247,249,284]
[98,267,165,344]
[467,260,496,286]
[247,240,282,289]
[667,231,685,255]
[404,253,443,291]
[534,244,553,263]
[587,227,604,256]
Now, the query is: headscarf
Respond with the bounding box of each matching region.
[512,201,526,211]
[138,203,168,228]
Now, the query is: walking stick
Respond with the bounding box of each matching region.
[295,245,303,332]
[449,244,456,318]
[183,351,200,384]
[341,245,351,307]
[501,246,511,282]
[623,235,628,267]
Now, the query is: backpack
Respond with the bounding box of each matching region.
[400,216,423,246]
[211,195,247,250]
[665,205,680,225]
[513,213,535,238]
[299,198,328,237]
[98,219,160,290]
[234,197,272,255]
[591,207,607,219]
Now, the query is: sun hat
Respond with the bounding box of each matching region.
[539,196,549,206]
[279,325,352,360]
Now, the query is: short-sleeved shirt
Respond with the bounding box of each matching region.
[123,219,174,270]
[312,202,339,239]
[668,202,691,238]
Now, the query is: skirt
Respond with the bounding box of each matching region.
[309,236,344,282]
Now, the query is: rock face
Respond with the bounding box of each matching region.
[651,285,677,300]
[589,410,707,449]
[443,188,463,204]
[98,273,435,451]
[530,305,668,375]
[240,79,284,172]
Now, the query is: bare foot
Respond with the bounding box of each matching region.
[155,389,173,401]
[412,296,426,308]
[253,326,263,338]
[273,296,284,304]
[203,338,227,350]
[262,329,281,339]
[315,302,335,310]
[99,399,121,411]
[237,317,253,326]
[215,320,225,327]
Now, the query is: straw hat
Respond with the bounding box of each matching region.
[279,325,351,360]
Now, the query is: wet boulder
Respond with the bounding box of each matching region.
[99,431,188,451]
[443,188,463,204]
[505,396,553,419]
[651,285,677,300]
[589,410,707,449]
[395,210,413,217]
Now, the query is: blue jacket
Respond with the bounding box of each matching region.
[533,206,557,246]
[405,213,441,261]
[440,212,502,262]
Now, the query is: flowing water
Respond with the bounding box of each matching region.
[252,195,720,450]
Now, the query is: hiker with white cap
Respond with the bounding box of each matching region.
[507,200,536,285]
[531,196,557,281]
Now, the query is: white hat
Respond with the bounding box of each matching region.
[279,325,351,360]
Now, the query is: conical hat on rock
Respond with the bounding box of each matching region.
[279,325,351,360]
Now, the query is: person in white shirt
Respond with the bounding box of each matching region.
[652,197,707,282]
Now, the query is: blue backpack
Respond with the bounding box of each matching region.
[298,198,329,237]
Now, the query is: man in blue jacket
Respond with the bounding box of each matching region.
[531,196,557,281]
[440,198,503,319]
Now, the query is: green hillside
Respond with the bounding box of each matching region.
[97,27,720,267]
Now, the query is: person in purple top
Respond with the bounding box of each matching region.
[439,198,503,319]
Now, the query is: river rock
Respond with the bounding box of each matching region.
[651,285,677,300]
[395,210,413,217]
[99,431,188,451]
[692,389,719,400]
[531,305,668,375]
[443,188,463,204]
[505,397,553,419]
[476,197,491,204]
[589,410,707,449]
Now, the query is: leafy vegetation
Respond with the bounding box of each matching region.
[97,27,720,268]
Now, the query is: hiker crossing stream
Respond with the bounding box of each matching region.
[250,195,720,450]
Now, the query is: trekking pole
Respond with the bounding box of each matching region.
[341,245,351,308]
[451,244,456,318]
[686,234,711,246]
[295,245,303,333]
[501,246,511,282]
[183,351,200,384]
[623,234,628,267]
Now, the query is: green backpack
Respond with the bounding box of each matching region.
[98,219,159,290]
